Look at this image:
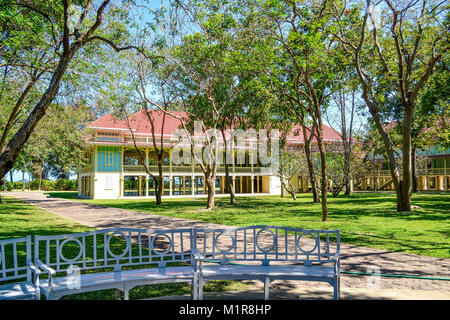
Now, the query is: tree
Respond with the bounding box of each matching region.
[263,0,341,221]
[277,143,307,200]
[146,0,274,209]
[14,103,89,189]
[0,0,148,181]
[326,86,361,195]
[130,54,179,205]
[330,0,448,211]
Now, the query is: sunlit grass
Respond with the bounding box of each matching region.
[47,191,450,258]
[0,195,253,299]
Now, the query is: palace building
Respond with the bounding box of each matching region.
[78,110,449,199]
[78,109,345,199]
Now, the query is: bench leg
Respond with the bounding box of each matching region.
[198,275,204,300]
[333,277,340,300]
[192,274,198,300]
[124,289,130,300]
[34,289,41,300]
[46,292,57,300]
[264,277,270,300]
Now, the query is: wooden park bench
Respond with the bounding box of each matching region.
[33,228,200,300]
[193,225,341,300]
[0,236,41,300]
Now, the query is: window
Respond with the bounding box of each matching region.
[105,152,113,166]
[105,175,112,189]
[97,131,121,142]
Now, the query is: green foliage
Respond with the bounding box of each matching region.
[29,179,54,191]
[54,178,78,191]
[50,192,450,259]
[6,179,77,191]
[0,195,251,299]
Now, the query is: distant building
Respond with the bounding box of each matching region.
[360,145,449,191]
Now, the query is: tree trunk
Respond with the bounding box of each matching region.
[399,109,414,211]
[156,158,164,205]
[412,146,417,193]
[38,168,43,191]
[364,96,411,212]
[288,183,297,200]
[154,177,162,205]
[224,162,235,205]
[344,151,352,195]
[0,178,4,203]
[0,50,76,180]
[221,129,235,205]
[316,127,329,222]
[155,186,162,205]
[373,160,377,192]
[301,123,320,203]
[22,171,25,191]
[205,174,215,210]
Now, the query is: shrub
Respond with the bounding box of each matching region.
[29,179,55,191]
[4,179,78,191]
[3,181,27,191]
[54,179,77,191]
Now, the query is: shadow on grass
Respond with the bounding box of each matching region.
[41,191,450,258]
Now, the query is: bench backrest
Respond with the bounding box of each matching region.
[34,228,194,272]
[0,236,31,283]
[194,225,340,265]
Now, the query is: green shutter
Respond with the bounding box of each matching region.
[97,146,122,172]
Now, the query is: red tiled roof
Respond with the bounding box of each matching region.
[287,124,344,143]
[87,109,344,144]
[125,109,187,135]
[87,113,128,130]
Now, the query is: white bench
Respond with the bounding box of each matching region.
[1,225,340,300]
[0,236,41,300]
[33,228,200,300]
[193,225,340,300]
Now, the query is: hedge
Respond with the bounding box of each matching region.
[2,179,78,191]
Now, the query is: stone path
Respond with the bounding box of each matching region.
[3,191,450,298]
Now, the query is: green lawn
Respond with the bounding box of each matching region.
[0,195,250,299]
[46,191,450,259]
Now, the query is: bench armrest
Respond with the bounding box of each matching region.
[28,261,41,286]
[28,262,42,276]
[332,251,340,275]
[35,259,56,286]
[191,249,205,272]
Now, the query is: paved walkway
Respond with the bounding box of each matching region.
[4,191,450,299]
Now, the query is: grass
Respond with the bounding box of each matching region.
[46,191,450,259]
[0,195,251,299]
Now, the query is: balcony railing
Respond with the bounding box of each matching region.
[123,165,171,173]
[374,168,450,176]
[90,136,173,145]
[81,166,92,174]
[122,164,268,174]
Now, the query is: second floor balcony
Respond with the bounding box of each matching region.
[122,164,268,174]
